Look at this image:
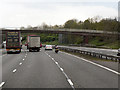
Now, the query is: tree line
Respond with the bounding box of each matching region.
[21,17,120,32]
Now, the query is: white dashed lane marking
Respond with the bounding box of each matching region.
[0,82,5,87]
[67,79,74,86]
[45,52,75,89]
[23,59,25,61]
[19,62,22,65]
[13,69,17,73]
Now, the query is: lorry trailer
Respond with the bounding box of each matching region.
[6,30,22,54]
[27,35,41,52]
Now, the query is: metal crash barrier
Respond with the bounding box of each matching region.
[59,47,120,63]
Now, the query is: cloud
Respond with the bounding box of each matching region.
[0,1,118,27]
[1,0,119,3]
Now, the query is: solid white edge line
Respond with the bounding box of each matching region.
[13,69,17,73]
[55,62,58,65]
[0,82,5,87]
[60,68,64,72]
[60,51,120,75]
[51,58,54,60]
[67,79,74,86]
[62,71,69,79]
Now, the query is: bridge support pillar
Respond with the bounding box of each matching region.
[83,35,89,44]
[58,34,63,44]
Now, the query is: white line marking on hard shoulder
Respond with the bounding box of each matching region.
[60,68,64,72]
[0,82,5,87]
[13,69,17,73]
[25,56,26,57]
[63,72,69,79]
[55,62,58,65]
[61,51,120,75]
[19,62,22,65]
[57,64,61,69]
[23,59,25,61]
[67,79,74,86]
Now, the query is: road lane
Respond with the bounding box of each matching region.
[2,47,119,88]
[47,50,118,88]
[3,49,71,88]
[59,46,118,56]
[2,50,27,82]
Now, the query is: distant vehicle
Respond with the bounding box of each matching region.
[6,31,22,54]
[55,48,59,53]
[42,44,46,47]
[117,48,120,56]
[45,45,53,50]
[55,45,59,53]
[27,35,41,52]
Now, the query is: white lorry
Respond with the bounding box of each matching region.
[27,35,40,52]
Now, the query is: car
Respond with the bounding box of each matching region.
[45,45,53,50]
[117,48,120,56]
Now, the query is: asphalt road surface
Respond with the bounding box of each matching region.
[0,46,119,89]
[59,46,118,56]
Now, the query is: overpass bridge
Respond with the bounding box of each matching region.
[0,29,119,44]
[1,28,119,36]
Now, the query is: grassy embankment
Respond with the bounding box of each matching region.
[21,33,119,49]
[89,37,119,49]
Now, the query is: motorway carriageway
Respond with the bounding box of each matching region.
[59,46,118,57]
[0,46,119,89]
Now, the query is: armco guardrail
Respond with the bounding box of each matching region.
[59,47,120,63]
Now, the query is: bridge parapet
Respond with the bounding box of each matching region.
[1,29,119,36]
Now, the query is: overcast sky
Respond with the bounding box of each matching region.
[0,0,119,28]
